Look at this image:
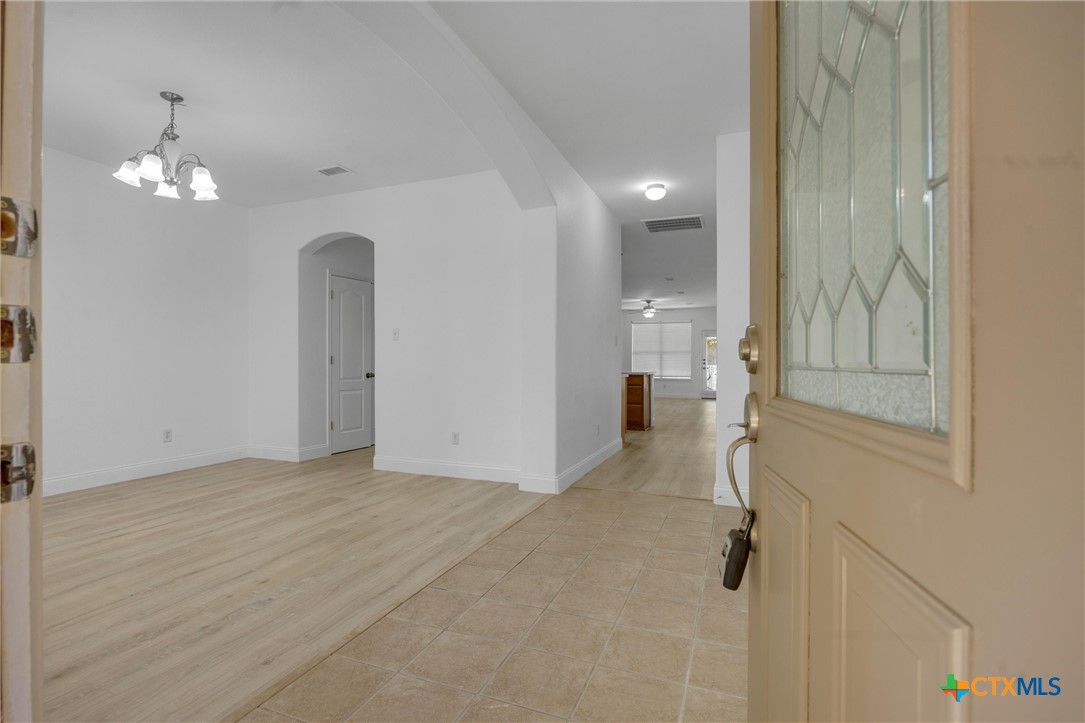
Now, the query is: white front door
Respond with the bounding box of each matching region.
[741,3,1083,722]
[700,331,717,399]
[329,275,374,453]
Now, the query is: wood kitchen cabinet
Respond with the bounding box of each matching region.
[624,373,653,431]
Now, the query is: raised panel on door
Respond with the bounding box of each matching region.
[337,289,365,384]
[759,467,809,722]
[831,525,969,722]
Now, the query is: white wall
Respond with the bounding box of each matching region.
[41,148,250,494]
[447,35,623,488]
[622,307,719,399]
[404,6,624,491]
[247,171,523,482]
[715,132,751,507]
[298,236,374,457]
[553,180,623,485]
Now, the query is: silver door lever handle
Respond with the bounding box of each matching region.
[725,392,760,529]
[726,435,752,523]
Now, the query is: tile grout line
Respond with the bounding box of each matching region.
[457,495,634,721]
[560,509,640,721]
[566,503,710,721]
[678,521,719,722]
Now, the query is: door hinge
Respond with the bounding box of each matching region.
[330,355,334,365]
[1,197,38,258]
[1,443,36,503]
[330,420,334,430]
[1,305,37,363]
[330,289,334,299]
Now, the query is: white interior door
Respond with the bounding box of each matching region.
[741,3,1083,722]
[329,275,374,453]
[700,331,717,399]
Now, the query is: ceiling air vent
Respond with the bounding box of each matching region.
[643,215,704,233]
[316,165,353,177]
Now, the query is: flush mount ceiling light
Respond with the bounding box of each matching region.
[642,300,657,318]
[112,91,218,201]
[644,183,666,201]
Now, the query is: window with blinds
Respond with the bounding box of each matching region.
[631,321,692,379]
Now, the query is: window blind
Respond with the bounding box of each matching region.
[631,321,692,379]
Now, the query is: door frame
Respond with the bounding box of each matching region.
[0,2,45,719]
[327,271,374,453]
[700,329,717,399]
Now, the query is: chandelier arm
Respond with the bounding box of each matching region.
[152,136,178,182]
[174,154,204,178]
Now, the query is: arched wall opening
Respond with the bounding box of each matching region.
[298,233,376,460]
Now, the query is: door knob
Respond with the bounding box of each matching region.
[738,324,759,374]
[365,372,375,379]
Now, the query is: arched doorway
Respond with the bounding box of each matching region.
[298,233,376,457]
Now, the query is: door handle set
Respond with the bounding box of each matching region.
[720,324,760,591]
[726,392,759,532]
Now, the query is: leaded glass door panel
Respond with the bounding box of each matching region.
[779,0,949,432]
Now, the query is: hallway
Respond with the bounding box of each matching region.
[576,398,717,500]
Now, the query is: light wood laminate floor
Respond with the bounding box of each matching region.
[575,398,716,499]
[43,449,544,722]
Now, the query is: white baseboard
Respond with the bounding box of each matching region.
[373,455,518,485]
[714,483,749,509]
[44,447,249,497]
[298,444,330,462]
[247,445,301,463]
[517,473,557,494]
[654,391,706,399]
[557,438,623,493]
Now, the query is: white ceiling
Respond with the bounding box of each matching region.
[43,2,494,208]
[43,2,749,309]
[434,2,750,310]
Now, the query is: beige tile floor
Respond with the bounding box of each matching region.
[239,488,749,723]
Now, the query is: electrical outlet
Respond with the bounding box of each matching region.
[451,432,460,445]
[392,328,400,341]
[162,429,173,443]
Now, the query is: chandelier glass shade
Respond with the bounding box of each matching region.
[113,91,218,201]
[642,301,657,318]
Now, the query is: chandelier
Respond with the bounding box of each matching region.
[112,91,218,201]
[642,300,657,318]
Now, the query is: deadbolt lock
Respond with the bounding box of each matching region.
[738,324,759,374]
